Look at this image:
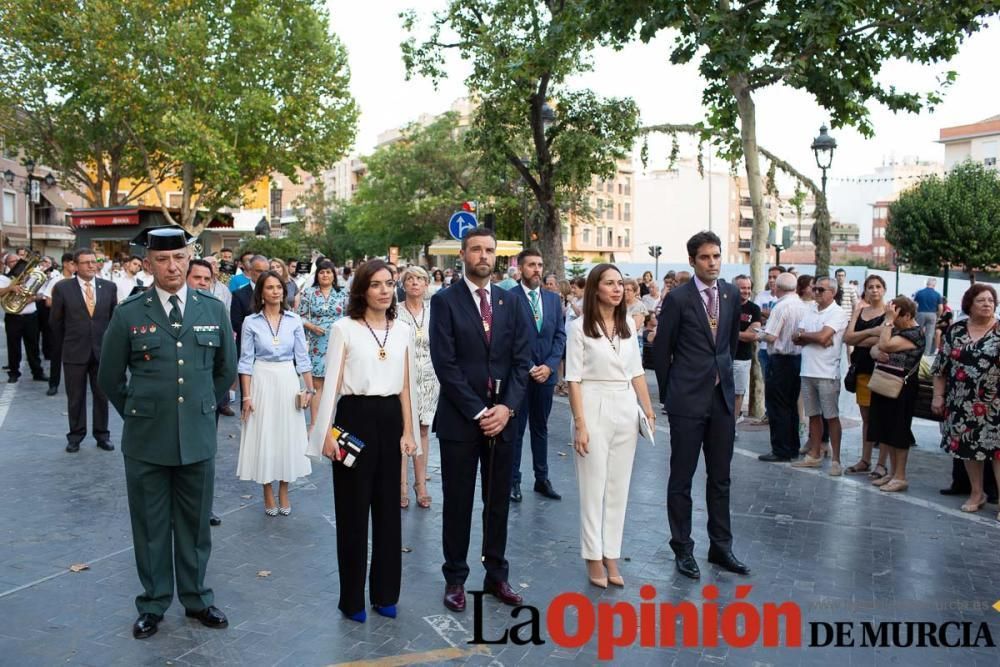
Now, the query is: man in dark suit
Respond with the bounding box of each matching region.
[230,254,268,361]
[429,228,533,613]
[653,231,750,579]
[508,248,566,502]
[50,249,117,453]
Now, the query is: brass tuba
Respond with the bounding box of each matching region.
[1,253,48,314]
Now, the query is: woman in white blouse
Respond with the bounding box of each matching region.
[237,270,315,517]
[565,263,656,589]
[307,260,420,624]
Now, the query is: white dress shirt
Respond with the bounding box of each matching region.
[521,282,543,320]
[154,284,188,317]
[465,274,492,310]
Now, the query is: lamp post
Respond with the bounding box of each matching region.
[4,161,56,252]
[810,124,837,275]
[269,178,282,233]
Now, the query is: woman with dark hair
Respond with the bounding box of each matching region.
[297,259,346,424]
[307,259,420,622]
[428,268,446,296]
[237,270,315,515]
[844,275,890,477]
[865,296,924,492]
[565,264,656,588]
[932,283,1000,515]
[639,270,654,297]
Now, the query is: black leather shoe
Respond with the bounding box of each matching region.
[32,374,48,382]
[443,584,466,612]
[510,482,522,503]
[758,453,792,462]
[185,605,228,629]
[46,386,58,396]
[65,442,80,453]
[132,612,162,639]
[708,548,751,575]
[96,440,115,451]
[534,479,561,500]
[484,580,523,606]
[210,512,222,526]
[939,487,967,496]
[7,374,19,383]
[674,552,701,579]
[217,405,235,417]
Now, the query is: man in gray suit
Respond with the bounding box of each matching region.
[653,231,749,580]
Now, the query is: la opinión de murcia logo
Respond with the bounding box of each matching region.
[468,585,996,660]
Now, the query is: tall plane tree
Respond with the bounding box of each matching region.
[402,0,640,274]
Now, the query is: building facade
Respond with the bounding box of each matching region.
[939,114,1000,170]
[0,135,76,256]
[564,160,636,263]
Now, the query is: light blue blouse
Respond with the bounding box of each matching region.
[238,311,311,375]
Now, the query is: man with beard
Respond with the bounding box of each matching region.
[508,248,566,502]
[429,228,533,612]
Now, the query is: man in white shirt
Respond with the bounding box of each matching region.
[790,276,850,475]
[114,255,147,302]
[0,254,47,383]
[201,256,233,313]
[752,266,782,421]
[756,272,809,462]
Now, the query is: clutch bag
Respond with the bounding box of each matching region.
[331,425,365,468]
[637,406,656,446]
[295,390,310,410]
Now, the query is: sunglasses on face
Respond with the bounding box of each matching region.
[811,287,826,293]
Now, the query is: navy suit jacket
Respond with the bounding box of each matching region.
[508,285,566,387]
[429,281,533,443]
[230,283,253,353]
[653,279,740,417]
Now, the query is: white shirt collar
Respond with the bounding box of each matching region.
[693,274,717,293]
[464,274,490,300]
[77,275,95,289]
[520,281,540,297]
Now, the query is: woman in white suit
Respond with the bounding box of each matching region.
[565,263,656,589]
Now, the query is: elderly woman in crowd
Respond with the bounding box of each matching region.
[237,270,315,515]
[297,259,347,424]
[844,275,890,478]
[932,283,1000,515]
[397,266,438,509]
[623,278,648,334]
[866,296,924,492]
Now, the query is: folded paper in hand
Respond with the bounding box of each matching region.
[638,406,655,446]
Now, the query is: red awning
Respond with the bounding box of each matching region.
[70,208,139,228]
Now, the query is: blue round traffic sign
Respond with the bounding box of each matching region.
[448,211,478,241]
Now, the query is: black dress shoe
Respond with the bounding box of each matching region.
[185,605,228,629]
[484,580,523,606]
[534,479,561,500]
[708,548,751,575]
[510,482,522,503]
[65,442,80,453]
[217,405,235,417]
[32,374,48,382]
[443,584,466,612]
[939,487,968,496]
[96,440,115,451]
[758,453,792,462]
[674,552,701,579]
[7,374,19,383]
[210,512,222,526]
[132,612,162,639]
[46,386,58,396]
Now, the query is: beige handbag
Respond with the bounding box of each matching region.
[867,362,918,399]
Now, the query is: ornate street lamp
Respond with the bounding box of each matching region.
[811,124,837,193]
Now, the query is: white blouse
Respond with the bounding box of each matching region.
[306,317,421,461]
[564,317,644,383]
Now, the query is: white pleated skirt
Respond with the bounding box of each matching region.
[237,359,312,484]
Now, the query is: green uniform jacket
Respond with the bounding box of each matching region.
[98,288,237,466]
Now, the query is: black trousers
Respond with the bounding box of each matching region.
[48,335,63,390]
[667,385,735,554]
[64,355,110,444]
[4,312,44,378]
[332,395,403,615]
[440,433,513,587]
[766,354,801,459]
[949,458,999,498]
[511,381,555,485]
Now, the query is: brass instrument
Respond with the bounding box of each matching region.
[1,253,48,314]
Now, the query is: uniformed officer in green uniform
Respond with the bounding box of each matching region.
[97,226,237,639]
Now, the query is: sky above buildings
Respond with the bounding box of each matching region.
[329,1,999,184]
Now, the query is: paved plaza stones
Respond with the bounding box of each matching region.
[1,336,1000,665]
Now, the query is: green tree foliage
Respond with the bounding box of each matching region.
[0,0,357,232]
[348,112,527,257]
[402,0,641,276]
[587,0,997,285]
[887,160,1000,281]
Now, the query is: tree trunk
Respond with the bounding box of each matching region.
[814,192,831,277]
[731,76,766,418]
[181,162,196,232]
[537,192,563,278]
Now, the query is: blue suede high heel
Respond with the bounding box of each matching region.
[373,604,397,619]
[342,609,366,623]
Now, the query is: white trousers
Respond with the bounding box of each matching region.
[574,380,639,560]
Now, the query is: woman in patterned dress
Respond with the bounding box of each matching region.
[397,266,439,509]
[932,283,1000,516]
[297,259,346,425]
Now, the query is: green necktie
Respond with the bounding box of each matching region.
[168,294,183,328]
[529,290,542,332]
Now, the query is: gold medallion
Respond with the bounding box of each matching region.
[709,318,718,329]
[273,336,280,345]
[378,347,387,361]
[483,320,491,332]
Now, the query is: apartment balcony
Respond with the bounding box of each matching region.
[738,239,752,251]
[739,217,753,228]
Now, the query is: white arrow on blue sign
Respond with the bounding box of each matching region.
[448,211,478,241]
